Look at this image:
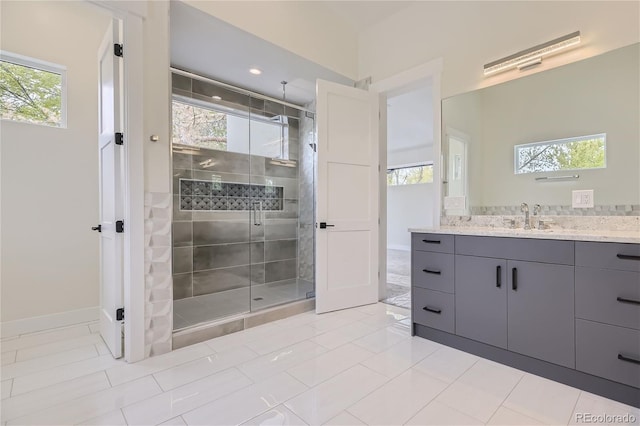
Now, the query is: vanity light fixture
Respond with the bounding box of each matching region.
[249,68,262,75]
[484,31,581,76]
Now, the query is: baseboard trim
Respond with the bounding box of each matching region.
[1,306,99,338]
[414,323,640,409]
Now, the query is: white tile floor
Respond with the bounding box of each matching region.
[1,303,638,425]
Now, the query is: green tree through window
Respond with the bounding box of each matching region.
[0,60,63,127]
[172,100,228,150]
[515,134,606,174]
[387,164,434,185]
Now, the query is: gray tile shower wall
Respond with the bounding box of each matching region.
[171,72,314,328]
[298,108,316,284]
[172,143,301,301]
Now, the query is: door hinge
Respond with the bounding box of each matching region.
[116,308,124,321]
[114,43,123,57]
[115,132,124,145]
[116,220,124,233]
[378,164,381,172]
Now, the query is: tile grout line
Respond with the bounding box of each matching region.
[566,390,583,425]
[484,371,527,424]
[103,369,114,388]
[118,407,129,426]
[11,335,102,364]
[3,371,111,424]
[400,349,484,425]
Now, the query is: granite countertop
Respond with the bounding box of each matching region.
[408,226,640,244]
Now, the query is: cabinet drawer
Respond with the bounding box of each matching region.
[412,233,454,254]
[576,319,640,388]
[412,287,455,333]
[576,242,640,272]
[576,267,640,330]
[412,251,455,293]
[455,236,574,265]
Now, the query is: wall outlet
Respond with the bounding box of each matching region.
[444,196,466,210]
[572,190,594,208]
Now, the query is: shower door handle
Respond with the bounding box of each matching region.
[252,201,263,226]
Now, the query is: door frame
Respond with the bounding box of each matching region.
[370,58,443,300]
[89,0,146,362]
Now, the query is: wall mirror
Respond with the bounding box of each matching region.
[441,43,639,216]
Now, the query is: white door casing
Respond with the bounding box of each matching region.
[98,18,125,358]
[315,79,380,313]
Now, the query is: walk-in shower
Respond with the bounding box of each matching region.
[170,70,315,330]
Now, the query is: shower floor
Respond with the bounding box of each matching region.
[173,279,314,330]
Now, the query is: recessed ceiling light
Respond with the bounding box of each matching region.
[249,68,262,75]
[212,95,222,100]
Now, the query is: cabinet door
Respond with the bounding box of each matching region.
[455,255,507,348]
[507,260,575,368]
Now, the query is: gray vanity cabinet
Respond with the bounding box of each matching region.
[411,232,640,407]
[506,260,575,368]
[455,255,575,367]
[455,255,507,348]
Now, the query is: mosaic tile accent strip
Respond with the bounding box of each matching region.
[144,191,173,358]
[441,214,640,232]
[179,179,284,212]
[470,204,640,216]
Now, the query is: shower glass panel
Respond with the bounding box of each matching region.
[171,72,315,330]
[248,101,315,311]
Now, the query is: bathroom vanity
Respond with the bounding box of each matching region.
[409,228,640,407]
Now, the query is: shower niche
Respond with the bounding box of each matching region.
[170,72,316,330]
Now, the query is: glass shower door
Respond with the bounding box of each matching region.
[171,77,254,329]
[248,101,314,311]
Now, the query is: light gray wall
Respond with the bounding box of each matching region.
[480,44,639,207]
[387,183,435,250]
[0,1,110,323]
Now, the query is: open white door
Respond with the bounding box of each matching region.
[97,18,124,358]
[316,79,379,313]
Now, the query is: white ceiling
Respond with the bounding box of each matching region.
[322,1,414,32]
[387,82,434,151]
[170,1,353,106]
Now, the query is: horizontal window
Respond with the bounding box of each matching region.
[515,133,606,174]
[387,164,434,186]
[0,51,66,127]
[172,98,288,158]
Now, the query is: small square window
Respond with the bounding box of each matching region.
[0,51,66,127]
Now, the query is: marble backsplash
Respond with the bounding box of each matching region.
[441,214,640,232]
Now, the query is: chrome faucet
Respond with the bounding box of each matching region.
[521,203,530,230]
[533,204,541,229]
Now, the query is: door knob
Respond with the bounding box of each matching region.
[319,222,335,229]
[91,225,102,232]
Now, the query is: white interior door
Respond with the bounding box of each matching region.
[316,79,380,313]
[97,19,124,358]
